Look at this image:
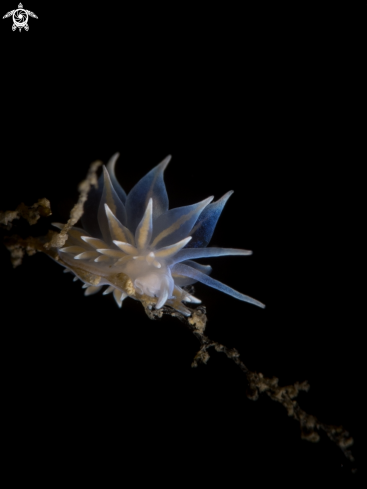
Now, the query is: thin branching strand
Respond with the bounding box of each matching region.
[1,158,356,471]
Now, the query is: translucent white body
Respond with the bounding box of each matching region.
[55,154,264,315]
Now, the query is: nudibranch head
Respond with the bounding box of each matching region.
[53,154,264,316]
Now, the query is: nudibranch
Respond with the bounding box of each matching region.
[53,154,264,316]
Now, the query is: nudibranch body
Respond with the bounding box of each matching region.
[54,154,264,316]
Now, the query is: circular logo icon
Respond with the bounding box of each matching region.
[12,8,28,28]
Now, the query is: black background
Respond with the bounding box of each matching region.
[0,2,365,485]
